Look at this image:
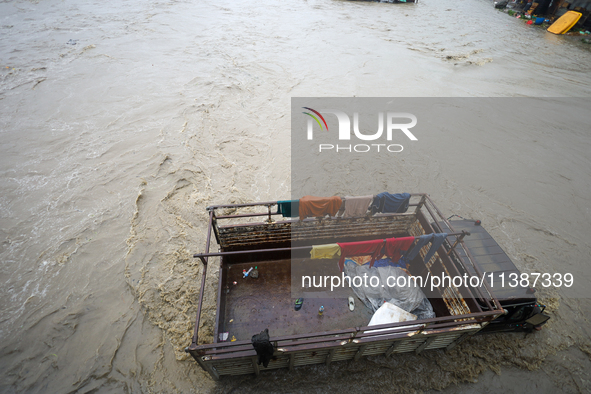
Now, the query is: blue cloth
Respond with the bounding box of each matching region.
[400,233,448,265]
[345,257,405,269]
[276,200,299,218]
[372,257,404,269]
[423,233,447,264]
[371,192,411,214]
[401,234,431,262]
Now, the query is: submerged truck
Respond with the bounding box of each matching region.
[185,194,549,380]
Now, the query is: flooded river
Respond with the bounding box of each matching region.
[1,0,591,392]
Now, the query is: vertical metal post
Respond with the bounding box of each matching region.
[446,332,471,352]
[416,194,426,210]
[196,357,220,381]
[191,209,214,346]
[325,348,336,366]
[385,341,401,357]
[416,336,436,354]
[348,327,360,343]
[353,344,368,361]
[447,231,467,256]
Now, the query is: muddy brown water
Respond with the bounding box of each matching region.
[1,0,591,392]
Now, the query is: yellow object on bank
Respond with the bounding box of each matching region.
[547,11,582,34]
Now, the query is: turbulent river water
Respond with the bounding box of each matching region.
[1,0,591,392]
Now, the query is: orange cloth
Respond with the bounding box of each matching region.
[299,196,343,220]
[350,255,373,266]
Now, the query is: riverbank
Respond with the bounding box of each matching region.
[493,0,591,46]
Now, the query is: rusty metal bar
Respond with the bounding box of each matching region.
[208,201,279,210]
[414,322,431,336]
[416,194,426,210]
[188,309,503,354]
[213,261,224,344]
[424,196,466,244]
[192,232,467,259]
[420,197,442,235]
[447,231,468,256]
[195,320,485,363]
[212,202,419,220]
[349,328,360,342]
[217,212,417,227]
[217,213,415,229]
[193,325,414,357]
[212,213,221,245]
[215,212,281,219]
[191,209,214,346]
[207,194,427,212]
[197,327,362,352]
